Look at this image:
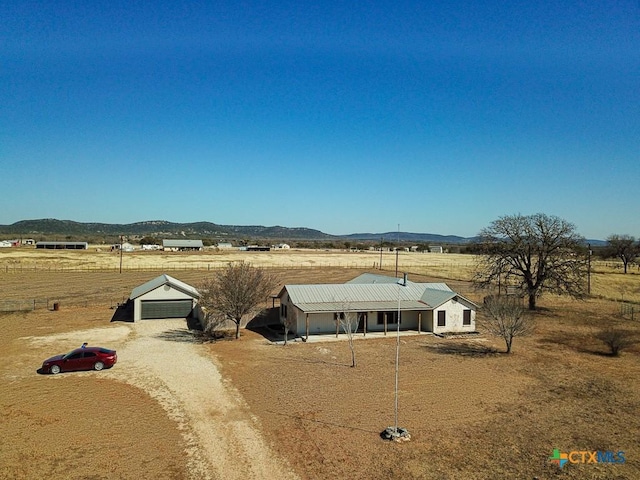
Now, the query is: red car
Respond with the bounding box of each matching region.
[42,347,117,374]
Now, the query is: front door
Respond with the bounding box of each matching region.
[357,312,367,333]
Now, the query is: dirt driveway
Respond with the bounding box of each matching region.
[25,318,298,480]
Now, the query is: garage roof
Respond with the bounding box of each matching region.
[130,274,200,300]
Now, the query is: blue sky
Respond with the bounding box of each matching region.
[1,1,638,239]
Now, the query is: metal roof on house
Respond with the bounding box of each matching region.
[129,274,200,300]
[281,282,464,313]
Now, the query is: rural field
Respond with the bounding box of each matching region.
[1,248,639,479]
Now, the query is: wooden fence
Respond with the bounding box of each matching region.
[0,262,475,274]
[620,302,636,321]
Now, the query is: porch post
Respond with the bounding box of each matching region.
[363,313,367,337]
[384,312,388,336]
[305,313,309,341]
[418,311,422,334]
[335,313,339,338]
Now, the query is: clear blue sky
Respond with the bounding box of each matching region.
[1,1,638,239]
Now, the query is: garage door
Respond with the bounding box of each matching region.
[140,300,193,319]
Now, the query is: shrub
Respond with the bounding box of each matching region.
[595,327,638,356]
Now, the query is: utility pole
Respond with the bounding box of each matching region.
[119,235,124,274]
[395,225,399,278]
[381,273,411,441]
[587,243,592,295]
[379,237,383,270]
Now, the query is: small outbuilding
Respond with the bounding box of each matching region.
[36,241,89,250]
[129,274,200,321]
[162,239,204,251]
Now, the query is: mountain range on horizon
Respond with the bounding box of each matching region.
[0,218,474,244]
[0,218,609,246]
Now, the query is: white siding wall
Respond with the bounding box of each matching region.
[133,286,197,321]
[432,298,476,334]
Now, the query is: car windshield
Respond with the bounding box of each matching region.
[62,350,79,359]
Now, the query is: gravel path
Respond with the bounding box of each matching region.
[111,320,298,480]
[32,320,298,480]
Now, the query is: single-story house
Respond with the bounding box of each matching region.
[162,239,203,251]
[278,274,476,339]
[217,242,234,249]
[129,274,201,321]
[429,245,444,253]
[112,242,135,252]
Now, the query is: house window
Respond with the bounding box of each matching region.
[280,304,287,318]
[334,312,345,321]
[463,309,472,326]
[377,311,399,325]
[437,311,446,327]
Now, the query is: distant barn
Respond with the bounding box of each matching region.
[36,241,89,250]
[162,239,203,251]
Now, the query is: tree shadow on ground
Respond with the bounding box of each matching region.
[247,324,296,342]
[537,335,611,356]
[266,410,379,434]
[153,317,224,344]
[423,342,500,356]
[154,328,217,344]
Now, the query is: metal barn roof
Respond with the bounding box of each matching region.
[162,239,204,248]
[130,274,200,300]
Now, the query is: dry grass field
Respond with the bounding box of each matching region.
[1,249,639,479]
[1,247,639,304]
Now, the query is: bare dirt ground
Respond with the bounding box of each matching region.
[212,299,640,480]
[1,262,639,479]
[1,309,298,480]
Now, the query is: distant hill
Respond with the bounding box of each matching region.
[0,218,605,245]
[0,219,334,241]
[0,218,480,243]
[344,231,473,244]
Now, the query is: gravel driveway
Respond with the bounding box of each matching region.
[103,320,299,480]
[25,319,297,479]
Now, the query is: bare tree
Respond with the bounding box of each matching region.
[199,262,278,339]
[481,295,534,353]
[474,213,587,310]
[605,235,639,274]
[336,310,358,367]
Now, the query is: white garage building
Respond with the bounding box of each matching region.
[129,274,200,321]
